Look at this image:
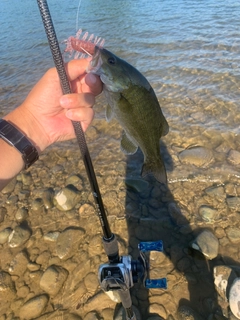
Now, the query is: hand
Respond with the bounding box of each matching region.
[5,59,102,152]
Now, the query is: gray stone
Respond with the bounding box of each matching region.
[42,188,54,209]
[205,185,225,198]
[15,207,28,222]
[1,178,16,194]
[177,305,204,320]
[8,224,31,248]
[191,230,219,260]
[19,294,48,319]
[178,146,214,167]
[229,278,240,319]
[225,227,240,243]
[0,228,12,244]
[8,251,29,276]
[0,207,7,223]
[40,265,68,296]
[21,172,33,186]
[199,205,218,222]
[227,197,240,211]
[43,231,60,242]
[0,271,16,301]
[56,227,85,259]
[53,186,81,211]
[214,265,237,300]
[227,149,240,166]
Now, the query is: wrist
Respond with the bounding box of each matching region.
[4,105,50,153]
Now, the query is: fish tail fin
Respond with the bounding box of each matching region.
[141,157,167,184]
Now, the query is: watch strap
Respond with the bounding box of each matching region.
[0,119,39,169]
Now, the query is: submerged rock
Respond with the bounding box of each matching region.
[191,230,219,260]
[214,265,237,301]
[229,278,240,319]
[0,271,16,301]
[53,186,81,211]
[177,305,204,320]
[198,205,218,222]
[8,224,31,248]
[40,265,68,296]
[19,294,49,320]
[178,146,214,167]
[227,149,240,166]
[56,227,85,259]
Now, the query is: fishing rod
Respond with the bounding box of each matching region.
[36,1,167,319]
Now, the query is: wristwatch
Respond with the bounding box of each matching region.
[0,119,39,169]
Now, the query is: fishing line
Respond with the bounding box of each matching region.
[36,0,112,240]
[76,0,82,32]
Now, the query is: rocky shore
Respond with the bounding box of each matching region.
[1,110,240,320]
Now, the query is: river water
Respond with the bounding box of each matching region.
[1,0,240,319]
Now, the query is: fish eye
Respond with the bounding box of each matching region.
[108,57,116,65]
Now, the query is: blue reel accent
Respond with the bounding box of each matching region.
[138,240,167,290]
[145,277,167,289]
[138,240,163,252]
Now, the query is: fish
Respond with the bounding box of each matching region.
[65,32,169,183]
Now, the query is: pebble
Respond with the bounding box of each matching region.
[8,224,32,248]
[0,228,12,244]
[43,231,60,242]
[53,186,81,211]
[205,185,225,198]
[15,207,28,222]
[8,251,29,276]
[178,146,214,167]
[214,265,237,301]
[227,149,240,166]
[226,197,240,211]
[225,227,240,243]
[177,305,204,320]
[0,207,6,223]
[41,188,54,209]
[40,265,68,296]
[191,230,219,260]
[0,271,16,301]
[1,178,16,194]
[229,278,240,319]
[198,205,218,222]
[21,172,33,186]
[19,294,49,319]
[79,203,96,217]
[56,227,85,259]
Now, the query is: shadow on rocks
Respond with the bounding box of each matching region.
[120,140,240,320]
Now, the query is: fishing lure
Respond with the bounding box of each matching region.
[65,29,104,58]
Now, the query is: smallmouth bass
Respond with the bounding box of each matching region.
[88,47,169,183]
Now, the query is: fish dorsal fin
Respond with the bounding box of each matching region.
[106,104,113,122]
[121,132,138,155]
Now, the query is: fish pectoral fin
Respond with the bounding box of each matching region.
[120,132,138,155]
[162,117,169,136]
[106,104,114,122]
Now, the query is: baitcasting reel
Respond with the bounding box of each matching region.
[98,240,167,319]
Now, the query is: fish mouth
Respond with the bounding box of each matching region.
[86,46,103,74]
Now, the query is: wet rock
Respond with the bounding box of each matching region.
[8,224,32,248]
[84,272,99,293]
[21,172,33,186]
[18,190,30,201]
[8,251,29,276]
[227,149,240,166]
[17,285,30,298]
[84,312,99,320]
[178,146,214,167]
[177,305,204,320]
[56,227,85,259]
[225,227,240,243]
[15,207,28,222]
[227,197,240,211]
[40,265,68,296]
[42,188,54,209]
[205,185,225,198]
[27,262,41,272]
[1,178,16,194]
[31,198,45,211]
[198,205,218,222]
[149,303,167,318]
[35,310,82,319]
[6,195,18,205]
[214,265,237,301]
[43,231,60,242]
[0,207,7,223]
[0,228,12,244]
[36,251,51,268]
[191,230,219,260]
[125,178,149,192]
[19,294,49,320]
[0,271,16,301]
[53,185,81,211]
[66,175,84,190]
[229,278,240,319]
[79,203,96,217]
